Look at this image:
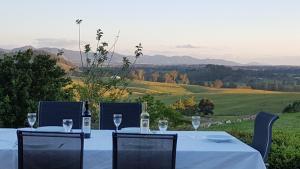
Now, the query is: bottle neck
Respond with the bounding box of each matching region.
[142,102,147,112]
[83,108,91,116]
[84,101,91,116]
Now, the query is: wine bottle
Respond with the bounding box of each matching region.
[82,101,91,138]
[140,102,150,133]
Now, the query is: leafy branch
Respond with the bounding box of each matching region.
[73,19,142,123]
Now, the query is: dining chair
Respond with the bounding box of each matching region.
[251,112,279,167]
[112,132,178,169]
[38,101,84,129]
[99,102,142,130]
[17,130,84,169]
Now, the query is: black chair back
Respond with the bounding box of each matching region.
[38,101,84,129]
[17,130,84,169]
[252,112,279,162]
[99,103,142,130]
[112,132,177,169]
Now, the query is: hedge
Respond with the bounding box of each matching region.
[230,130,300,169]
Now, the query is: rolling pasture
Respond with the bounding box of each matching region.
[128,80,300,116]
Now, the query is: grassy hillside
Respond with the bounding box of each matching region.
[209,112,300,132]
[70,78,300,116]
[128,80,300,115]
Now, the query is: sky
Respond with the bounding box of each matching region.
[0,0,300,65]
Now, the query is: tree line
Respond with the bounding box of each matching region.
[130,69,190,84]
[129,64,300,91]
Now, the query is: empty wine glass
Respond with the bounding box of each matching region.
[158,120,168,133]
[192,116,200,131]
[113,114,122,132]
[27,113,36,130]
[63,119,73,132]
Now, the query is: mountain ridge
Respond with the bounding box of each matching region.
[0,46,242,66]
[0,46,76,71]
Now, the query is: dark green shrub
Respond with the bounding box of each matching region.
[228,130,300,169]
[282,101,300,113]
[268,131,300,169]
[198,98,214,115]
[0,50,73,127]
[228,130,252,144]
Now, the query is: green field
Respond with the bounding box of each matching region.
[209,112,300,132]
[128,80,300,116]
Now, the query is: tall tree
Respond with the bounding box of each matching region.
[130,70,139,80]
[0,49,72,127]
[179,73,189,84]
[213,79,223,88]
[164,73,175,83]
[30,54,72,101]
[169,70,178,82]
[151,71,160,82]
[136,69,145,80]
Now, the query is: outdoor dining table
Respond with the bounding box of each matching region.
[0,128,266,169]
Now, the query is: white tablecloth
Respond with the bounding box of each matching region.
[0,129,266,169]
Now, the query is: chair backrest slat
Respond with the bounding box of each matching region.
[252,112,279,162]
[113,132,178,169]
[99,103,142,130]
[17,130,84,169]
[38,101,84,129]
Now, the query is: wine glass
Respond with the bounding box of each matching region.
[158,120,168,134]
[192,116,200,131]
[113,114,122,132]
[63,119,73,132]
[27,113,36,130]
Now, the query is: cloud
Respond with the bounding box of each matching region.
[34,38,77,48]
[176,44,203,49]
[175,44,231,52]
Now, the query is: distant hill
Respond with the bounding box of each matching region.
[136,55,241,66]
[245,62,268,66]
[0,46,243,66]
[0,48,9,55]
[0,46,76,71]
[43,47,242,66]
[1,46,242,66]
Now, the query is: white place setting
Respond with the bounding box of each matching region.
[0,106,267,169]
[0,129,265,169]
